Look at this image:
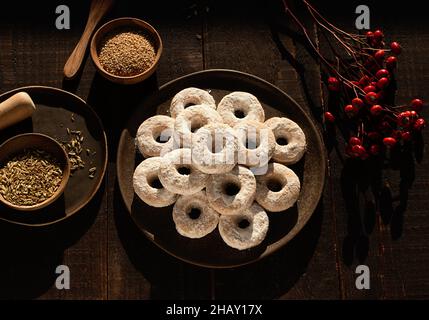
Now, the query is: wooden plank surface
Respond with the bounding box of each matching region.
[0,0,428,299]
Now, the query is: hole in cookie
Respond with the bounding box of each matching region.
[190,118,207,133]
[149,177,163,189]
[153,127,173,144]
[188,207,201,220]
[223,182,241,196]
[238,219,250,229]
[177,166,191,175]
[245,138,260,150]
[266,178,283,192]
[184,102,196,108]
[155,134,171,143]
[234,110,246,119]
[276,137,288,146]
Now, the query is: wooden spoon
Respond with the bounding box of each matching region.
[63,0,115,80]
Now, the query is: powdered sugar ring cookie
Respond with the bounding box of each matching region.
[265,117,306,164]
[255,162,300,212]
[217,91,265,127]
[191,123,238,174]
[136,115,175,157]
[206,165,256,215]
[218,202,269,250]
[234,120,275,167]
[170,87,216,118]
[173,191,220,239]
[159,148,208,195]
[174,104,223,147]
[133,157,178,207]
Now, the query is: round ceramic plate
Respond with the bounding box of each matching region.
[117,69,326,268]
[0,86,108,227]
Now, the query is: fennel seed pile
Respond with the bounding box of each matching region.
[98,28,156,76]
[63,128,85,175]
[0,149,63,206]
[60,112,97,179]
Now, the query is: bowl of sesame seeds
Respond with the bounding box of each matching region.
[0,133,71,211]
[90,17,163,84]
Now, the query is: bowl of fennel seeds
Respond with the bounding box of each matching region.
[0,133,70,211]
[90,17,163,84]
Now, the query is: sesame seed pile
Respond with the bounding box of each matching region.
[98,29,156,77]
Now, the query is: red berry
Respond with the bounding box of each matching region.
[409,110,418,122]
[364,85,376,93]
[374,49,385,60]
[414,118,426,131]
[386,56,397,70]
[411,98,423,112]
[366,31,374,42]
[344,104,358,117]
[365,92,378,105]
[370,104,383,116]
[352,97,364,109]
[359,75,370,87]
[373,30,384,42]
[377,90,385,101]
[397,111,411,127]
[349,137,362,146]
[376,69,389,79]
[368,131,382,141]
[401,131,412,141]
[383,137,397,147]
[352,144,366,156]
[328,77,340,91]
[390,42,402,55]
[324,111,335,123]
[369,144,380,155]
[377,77,389,89]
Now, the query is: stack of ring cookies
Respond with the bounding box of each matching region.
[133,87,307,250]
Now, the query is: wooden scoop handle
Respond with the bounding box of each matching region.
[63,0,115,79]
[0,92,36,130]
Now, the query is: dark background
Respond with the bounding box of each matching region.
[0,0,428,299]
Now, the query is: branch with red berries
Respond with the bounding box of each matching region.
[284,0,426,161]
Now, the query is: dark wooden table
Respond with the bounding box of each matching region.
[0,0,428,299]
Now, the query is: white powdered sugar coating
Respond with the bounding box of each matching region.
[255,162,301,212]
[265,117,306,164]
[218,202,269,250]
[173,190,220,239]
[217,91,265,127]
[170,87,216,118]
[159,148,208,195]
[133,157,178,207]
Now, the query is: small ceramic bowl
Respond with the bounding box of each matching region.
[0,133,71,211]
[90,17,163,85]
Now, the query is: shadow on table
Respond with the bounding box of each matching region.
[0,183,104,299]
[114,177,323,299]
[340,142,418,265]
